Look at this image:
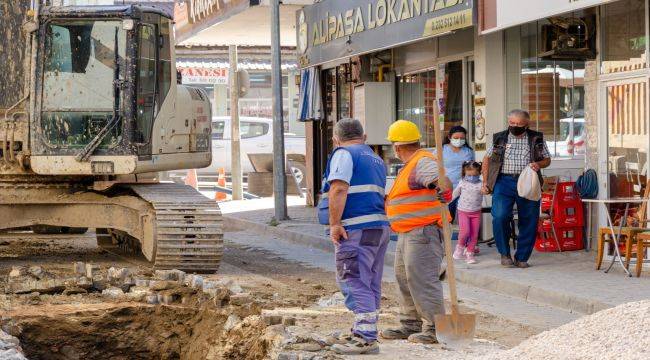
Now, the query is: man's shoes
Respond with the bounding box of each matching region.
[380,327,419,340]
[407,329,438,344]
[331,336,379,355]
[501,255,515,267]
[514,261,530,268]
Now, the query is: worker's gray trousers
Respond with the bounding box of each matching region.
[394,224,445,332]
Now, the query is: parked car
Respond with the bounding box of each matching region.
[548,117,586,157]
[168,117,306,186]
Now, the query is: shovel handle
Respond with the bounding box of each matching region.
[432,103,461,317]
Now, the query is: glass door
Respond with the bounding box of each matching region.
[603,78,649,199]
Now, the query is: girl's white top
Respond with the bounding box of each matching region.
[452,179,484,212]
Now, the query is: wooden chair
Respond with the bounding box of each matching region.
[633,232,650,277]
[596,180,650,270]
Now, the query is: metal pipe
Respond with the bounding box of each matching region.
[271,0,288,220]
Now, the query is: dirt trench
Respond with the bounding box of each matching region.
[5,303,280,360]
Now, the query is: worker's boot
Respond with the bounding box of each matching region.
[330,335,379,355]
[324,331,355,346]
[407,328,438,344]
[380,327,419,340]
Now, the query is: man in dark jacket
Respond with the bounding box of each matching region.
[481,109,551,268]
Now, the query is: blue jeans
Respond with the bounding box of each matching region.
[491,175,540,262]
[335,226,390,341]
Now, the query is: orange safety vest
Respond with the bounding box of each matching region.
[386,150,447,233]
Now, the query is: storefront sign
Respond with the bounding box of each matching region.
[174,0,253,44]
[298,0,475,68]
[480,0,615,34]
[179,67,229,85]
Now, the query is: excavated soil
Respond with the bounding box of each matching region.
[4,303,278,360]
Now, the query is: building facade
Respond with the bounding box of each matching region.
[299,0,650,249]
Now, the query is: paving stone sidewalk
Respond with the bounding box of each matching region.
[222,201,650,315]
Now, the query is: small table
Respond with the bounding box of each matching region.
[582,198,650,277]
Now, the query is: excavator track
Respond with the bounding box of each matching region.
[127,183,223,272]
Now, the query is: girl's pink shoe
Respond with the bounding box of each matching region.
[465,252,477,264]
[453,245,465,260]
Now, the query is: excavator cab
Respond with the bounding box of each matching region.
[31,5,212,176]
[0,3,222,271]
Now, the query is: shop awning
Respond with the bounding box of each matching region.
[174,0,309,46]
[480,0,617,34]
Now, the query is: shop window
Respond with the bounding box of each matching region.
[397,71,437,147]
[509,21,587,159]
[601,0,647,74]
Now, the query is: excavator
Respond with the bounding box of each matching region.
[0,1,223,271]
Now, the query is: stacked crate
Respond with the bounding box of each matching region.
[536,182,585,252]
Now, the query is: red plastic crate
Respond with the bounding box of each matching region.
[535,221,584,252]
[553,200,584,227]
[555,182,580,203]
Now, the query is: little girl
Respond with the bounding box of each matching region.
[452,161,484,264]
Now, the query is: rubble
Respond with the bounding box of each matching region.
[224,314,241,332]
[0,330,27,360]
[316,292,345,308]
[101,287,125,299]
[85,264,100,278]
[72,262,85,276]
[154,269,186,283]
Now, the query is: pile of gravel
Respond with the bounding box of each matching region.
[482,300,650,360]
[0,330,26,360]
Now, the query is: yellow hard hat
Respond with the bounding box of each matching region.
[387,120,421,144]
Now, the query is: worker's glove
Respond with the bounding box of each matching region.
[439,189,452,204]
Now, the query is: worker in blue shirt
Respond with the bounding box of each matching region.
[317,118,390,355]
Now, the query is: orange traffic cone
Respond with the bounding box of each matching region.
[185,169,198,190]
[215,168,227,201]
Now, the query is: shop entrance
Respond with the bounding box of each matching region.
[600,78,649,198]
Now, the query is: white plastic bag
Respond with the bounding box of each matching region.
[517,167,542,201]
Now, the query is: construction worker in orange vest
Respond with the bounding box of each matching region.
[380,120,452,345]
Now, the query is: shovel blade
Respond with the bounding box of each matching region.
[434,313,476,348]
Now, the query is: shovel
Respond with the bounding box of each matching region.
[431,107,477,347]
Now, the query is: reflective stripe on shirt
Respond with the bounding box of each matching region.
[321,184,385,199]
[387,207,443,221]
[386,194,439,206]
[341,214,389,227]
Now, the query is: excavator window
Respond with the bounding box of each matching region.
[41,20,125,149]
[135,23,157,144]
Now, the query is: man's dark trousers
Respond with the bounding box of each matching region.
[491,175,540,262]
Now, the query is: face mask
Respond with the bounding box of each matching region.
[465,175,481,184]
[509,126,527,136]
[450,138,466,148]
